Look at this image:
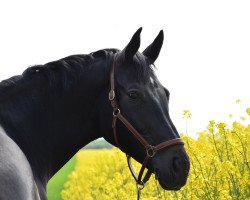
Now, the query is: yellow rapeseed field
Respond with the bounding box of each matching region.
[61,108,250,200]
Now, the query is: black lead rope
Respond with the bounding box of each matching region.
[137,187,141,200]
[136,183,144,200]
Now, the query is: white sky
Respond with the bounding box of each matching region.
[0,0,250,137]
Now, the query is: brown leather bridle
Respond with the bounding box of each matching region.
[109,54,184,199]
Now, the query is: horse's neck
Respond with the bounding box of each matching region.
[0,57,111,185]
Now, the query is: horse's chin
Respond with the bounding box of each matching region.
[158,178,183,191]
[155,171,186,191]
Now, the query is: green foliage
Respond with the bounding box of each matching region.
[47,156,76,200]
[83,138,113,149]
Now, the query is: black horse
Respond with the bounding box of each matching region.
[0,28,190,200]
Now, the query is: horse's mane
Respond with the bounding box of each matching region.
[22,48,119,89]
[0,49,118,100]
[0,48,155,102]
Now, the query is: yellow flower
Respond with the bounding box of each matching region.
[246,107,250,116]
[217,122,227,129]
[183,110,191,119]
[60,106,250,200]
[240,116,246,121]
[236,99,241,103]
[209,120,216,125]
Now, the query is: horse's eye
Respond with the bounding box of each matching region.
[128,91,138,99]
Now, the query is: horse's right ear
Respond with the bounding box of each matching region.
[121,27,142,61]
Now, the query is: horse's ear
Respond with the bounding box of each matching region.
[122,27,142,61]
[143,30,164,63]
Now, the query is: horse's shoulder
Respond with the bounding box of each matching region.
[0,126,41,200]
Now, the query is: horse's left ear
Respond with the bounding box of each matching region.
[121,27,142,61]
[143,30,164,63]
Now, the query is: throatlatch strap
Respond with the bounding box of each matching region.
[127,155,152,185]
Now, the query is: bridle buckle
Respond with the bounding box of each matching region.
[109,90,115,101]
[146,145,156,157]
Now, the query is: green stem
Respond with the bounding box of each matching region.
[193,153,212,200]
[211,126,223,162]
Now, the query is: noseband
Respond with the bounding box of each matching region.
[109,54,184,198]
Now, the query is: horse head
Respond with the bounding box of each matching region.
[100,28,190,190]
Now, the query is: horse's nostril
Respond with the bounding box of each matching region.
[172,156,181,173]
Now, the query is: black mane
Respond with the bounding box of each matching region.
[0,48,155,103]
[22,49,119,91]
[117,51,156,82]
[0,49,118,102]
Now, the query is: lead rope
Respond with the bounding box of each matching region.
[137,184,143,200]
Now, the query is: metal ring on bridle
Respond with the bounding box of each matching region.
[137,182,144,190]
[113,108,120,117]
[146,145,156,157]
